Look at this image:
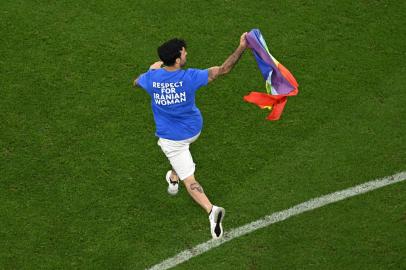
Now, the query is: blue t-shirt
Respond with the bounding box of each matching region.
[137,68,209,141]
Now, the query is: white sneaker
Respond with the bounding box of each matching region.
[209,205,225,239]
[165,170,179,195]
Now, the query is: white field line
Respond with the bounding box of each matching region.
[147,171,406,270]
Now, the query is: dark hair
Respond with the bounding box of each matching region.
[157,38,187,66]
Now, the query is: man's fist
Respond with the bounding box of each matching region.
[239,32,248,49]
[149,61,163,69]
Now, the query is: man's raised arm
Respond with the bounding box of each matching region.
[133,61,163,87]
[208,32,247,83]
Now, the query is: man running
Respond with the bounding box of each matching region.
[133,33,247,239]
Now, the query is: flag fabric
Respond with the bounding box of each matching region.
[244,29,298,120]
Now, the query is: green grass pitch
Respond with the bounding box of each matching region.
[1,0,405,269]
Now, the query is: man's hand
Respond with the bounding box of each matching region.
[149,61,163,70]
[208,32,248,83]
[239,32,248,49]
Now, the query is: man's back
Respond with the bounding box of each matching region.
[137,68,208,140]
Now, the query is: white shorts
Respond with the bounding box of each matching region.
[157,133,200,181]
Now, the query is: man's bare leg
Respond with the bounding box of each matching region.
[171,172,224,238]
[183,174,213,214]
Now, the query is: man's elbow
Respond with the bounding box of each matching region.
[133,77,139,87]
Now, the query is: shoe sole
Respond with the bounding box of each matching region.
[213,207,225,238]
[167,189,178,196]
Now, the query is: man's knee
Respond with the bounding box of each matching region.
[183,174,196,185]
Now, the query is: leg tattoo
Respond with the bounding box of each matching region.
[190,182,204,193]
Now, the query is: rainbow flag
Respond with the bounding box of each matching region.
[244,29,299,120]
